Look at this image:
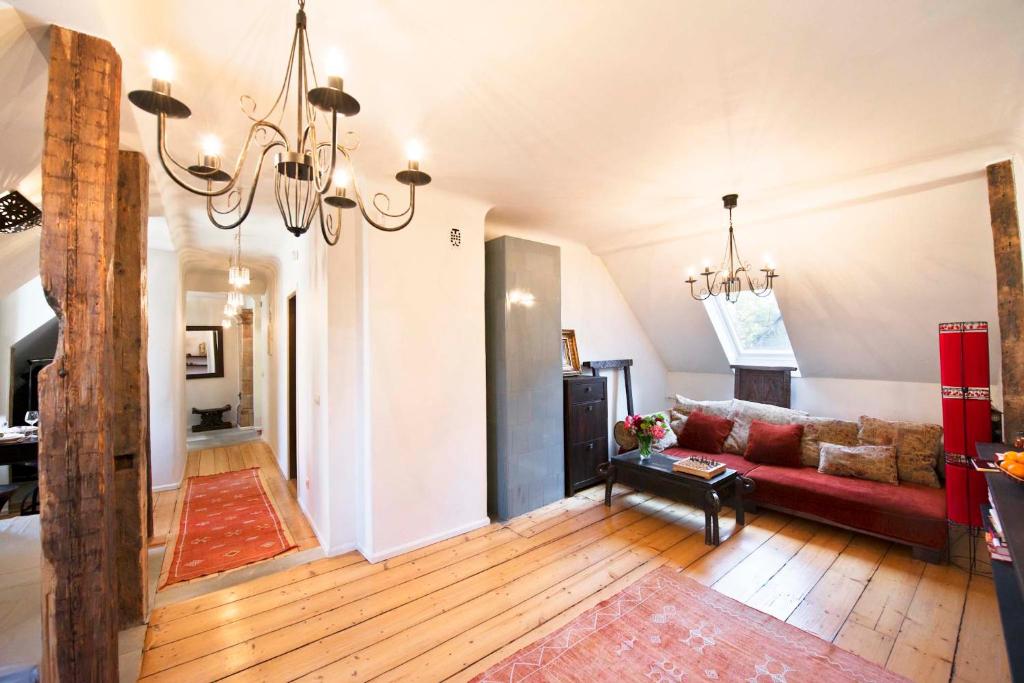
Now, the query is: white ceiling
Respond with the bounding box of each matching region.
[4,0,1024,261]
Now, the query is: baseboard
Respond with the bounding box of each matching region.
[151,482,180,493]
[359,516,492,564]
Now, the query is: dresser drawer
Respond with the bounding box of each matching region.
[567,401,607,443]
[567,437,608,492]
[567,378,606,405]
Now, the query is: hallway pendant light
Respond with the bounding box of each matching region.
[222,317,233,329]
[227,290,244,309]
[685,194,779,303]
[127,0,431,244]
[227,223,250,288]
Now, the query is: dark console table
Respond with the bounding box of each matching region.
[600,451,754,545]
[976,442,1024,682]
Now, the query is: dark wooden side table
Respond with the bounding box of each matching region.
[599,451,755,546]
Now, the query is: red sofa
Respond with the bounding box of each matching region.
[659,445,947,562]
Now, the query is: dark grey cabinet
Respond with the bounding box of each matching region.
[563,375,608,495]
[485,237,564,521]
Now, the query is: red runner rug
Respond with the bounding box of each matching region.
[472,565,906,682]
[163,468,297,587]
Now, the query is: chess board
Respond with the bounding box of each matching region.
[671,456,727,479]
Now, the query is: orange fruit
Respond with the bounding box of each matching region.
[1007,462,1024,478]
[1002,451,1020,463]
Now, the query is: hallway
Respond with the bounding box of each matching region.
[151,442,319,588]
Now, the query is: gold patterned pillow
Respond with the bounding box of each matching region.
[858,416,942,488]
[818,443,899,484]
[799,417,859,467]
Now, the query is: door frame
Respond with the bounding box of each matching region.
[287,293,297,481]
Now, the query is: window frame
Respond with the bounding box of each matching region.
[702,292,799,371]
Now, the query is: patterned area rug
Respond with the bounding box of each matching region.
[472,565,906,682]
[163,468,296,587]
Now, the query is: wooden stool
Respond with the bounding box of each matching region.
[191,404,233,433]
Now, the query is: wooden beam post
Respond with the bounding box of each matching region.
[112,150,150,628]
[38,26,121,682]
[987,159,1024,442]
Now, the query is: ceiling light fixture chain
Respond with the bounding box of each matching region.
[685,194,779,303]
[128,0,431,244]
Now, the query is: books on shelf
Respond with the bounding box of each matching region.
[982,504,1012,563]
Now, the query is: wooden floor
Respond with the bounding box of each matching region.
[152,441,319,589]
[139,481,1011,682]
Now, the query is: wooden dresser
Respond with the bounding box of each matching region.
[563,375,608,496]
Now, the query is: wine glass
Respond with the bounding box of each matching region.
[25,411,39,428]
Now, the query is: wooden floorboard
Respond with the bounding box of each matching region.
[141,484,1009,683]
[154,441,318,591]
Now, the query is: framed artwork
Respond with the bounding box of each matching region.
[561,329,581,376]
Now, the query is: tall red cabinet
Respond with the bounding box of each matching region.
[939,321,992,527]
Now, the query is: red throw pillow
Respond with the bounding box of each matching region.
[744,420,804,466]
[677,410,734,454]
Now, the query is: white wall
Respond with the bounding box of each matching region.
[184,292,240,427]
[484,225,669,452]
[147,249,186,489]
[0,276,54,422]
[361,189,491,560]
[666,371,1003,425]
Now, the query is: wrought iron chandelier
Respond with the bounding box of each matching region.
[128,0,431,245]
[685,194,778,303]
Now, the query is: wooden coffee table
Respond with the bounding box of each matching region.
[598,451,755,546]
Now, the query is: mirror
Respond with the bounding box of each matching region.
[185,325,224,379]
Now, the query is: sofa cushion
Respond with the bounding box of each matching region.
[744,421,804,467]
[818,443,898,484]
[724,400,808,455]
[749,464,947,550]
[678,411,734,454]
[858,416,942,488]
[799,417,859,467]
[661,447,760,476]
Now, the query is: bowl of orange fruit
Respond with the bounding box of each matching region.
[997,451,1024,483]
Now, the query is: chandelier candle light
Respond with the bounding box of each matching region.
[128,0,431,244]
[685,194,779,303]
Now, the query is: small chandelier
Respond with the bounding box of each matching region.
[227,225,250,288]
[127,0,431,244]
[685,194,778,303]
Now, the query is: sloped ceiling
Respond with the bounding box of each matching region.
[5,0,1024,260]
[603,169,1003,384]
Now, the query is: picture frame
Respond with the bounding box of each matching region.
[561,329,581,376]
[185,325,225,379]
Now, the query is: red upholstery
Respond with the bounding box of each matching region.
[661,447,760,475]
[677,411,734,454]
[749,464,947,550]
[744,420,804,467]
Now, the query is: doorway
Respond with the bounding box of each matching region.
[288,294,297,481]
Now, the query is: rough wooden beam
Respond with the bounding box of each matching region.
[112,150,150,628]
[987,159,1024,441]
[38,25,121,682]
[238,308,254,427]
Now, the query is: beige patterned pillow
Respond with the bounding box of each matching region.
[818,443,899,484]
[723,400,808,456]
[799,417,859,467]
[858,416,942,488]
[671,395,733,419]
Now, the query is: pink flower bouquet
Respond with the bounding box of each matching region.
[623,413,667,457]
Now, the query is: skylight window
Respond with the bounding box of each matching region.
[702,291,798,370]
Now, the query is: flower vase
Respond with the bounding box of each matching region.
[638,436,653,458]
